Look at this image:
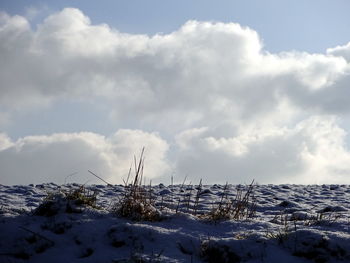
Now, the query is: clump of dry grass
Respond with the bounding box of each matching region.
[204,180,256,222]
[193,179,203,215]
[304,211,341,226]
[112,148,162,221]
[266,213,296,245]
[34,185,98,216]
[65,185,98,208]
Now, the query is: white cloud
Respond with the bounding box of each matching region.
[0,130,170,185]
[0,133,13,151]
[1,8,350,184]
[175,116,350,184]
[297,116,350,184]
[327,41,350,62]
[1,8,348,122]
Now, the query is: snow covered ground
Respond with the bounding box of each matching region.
[1,183,350,262]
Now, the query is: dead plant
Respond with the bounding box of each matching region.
[204,180,256,222]
[112,148,161,221]
[34,184,99,216]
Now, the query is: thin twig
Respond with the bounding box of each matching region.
[64,172,78,184]
[88,170,113,186]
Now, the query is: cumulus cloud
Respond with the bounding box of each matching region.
[0,133,12,151]
[1,8,349,122]
[1,8,350,184]
[0,130,170,185]
[175,116,350,184]
[327,41,350,62]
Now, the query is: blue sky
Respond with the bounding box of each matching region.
[1,1,350,185]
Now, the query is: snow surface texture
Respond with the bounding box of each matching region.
[1,183,350,262]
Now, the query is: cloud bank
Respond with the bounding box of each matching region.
[1,8,350,184]
[0,130,169,185]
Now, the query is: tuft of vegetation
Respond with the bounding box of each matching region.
[65,185,98,209]
[111,148,162,222]
[266,213,296,245]
[305,211,341,226]
[33,185,98,217]
[203,180,256,222]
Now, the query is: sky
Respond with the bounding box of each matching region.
[1,1,350,185]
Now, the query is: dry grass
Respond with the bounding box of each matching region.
[266,213,296,245]
[204,180,256,222]
[34,185,98,216]
[304,211,341,226]
[34,148,257,223]
[111,148,162,221]
[65,185,98,208]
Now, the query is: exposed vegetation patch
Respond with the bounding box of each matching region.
[203,181,256,222]
[111,148,162,222]
[33,185,98,217]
